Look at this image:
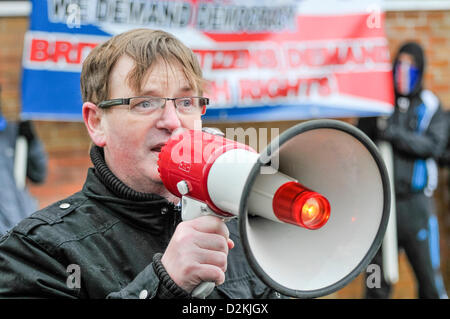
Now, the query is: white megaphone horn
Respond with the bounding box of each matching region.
[157,119,391,299]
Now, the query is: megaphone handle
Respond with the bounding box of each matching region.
[179,195,221,299]
[191,281,215,299]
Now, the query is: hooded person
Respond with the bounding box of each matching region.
[358,42,448,299]
[438,111,450,203]
[0,86,48,235]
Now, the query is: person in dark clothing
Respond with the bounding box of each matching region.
[437,110,450,217]
[438,111,450,167]
[0,29,281,299]
[358,41,448,299]
[0,86,48,234]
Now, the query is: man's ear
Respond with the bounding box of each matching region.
[82,102,106,147]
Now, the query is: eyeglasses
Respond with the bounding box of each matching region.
[98,96,208,115]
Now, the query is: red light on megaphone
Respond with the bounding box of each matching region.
[272,181,330,230]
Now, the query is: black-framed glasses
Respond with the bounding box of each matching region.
[98,96,208,115]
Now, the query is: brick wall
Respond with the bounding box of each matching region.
[0,17,28,120]
[1,10,449,298]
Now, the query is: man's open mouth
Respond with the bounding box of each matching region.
[151,143,166,152]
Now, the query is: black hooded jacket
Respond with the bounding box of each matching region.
[358,42,448,197]
[0,146,280,299]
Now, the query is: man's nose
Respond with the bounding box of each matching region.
[155,101,181,131]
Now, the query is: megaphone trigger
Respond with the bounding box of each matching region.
[180,195,236,222]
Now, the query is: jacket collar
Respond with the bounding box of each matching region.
[82,146,180,234]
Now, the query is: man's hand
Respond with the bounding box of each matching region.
[161,215,234,293]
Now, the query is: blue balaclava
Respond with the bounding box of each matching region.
[392,42,425,98]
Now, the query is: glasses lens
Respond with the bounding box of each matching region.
[130,97,164,114]
[175,97,200,114]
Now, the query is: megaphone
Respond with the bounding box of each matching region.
[158,119,390,298]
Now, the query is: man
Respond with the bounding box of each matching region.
[0,86,48,235]
[358,41,448,299]
[0,29,280,299]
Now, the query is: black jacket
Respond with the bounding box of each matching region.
[358,42,448,197]
[438,111,450,167]
[0,146,279,299]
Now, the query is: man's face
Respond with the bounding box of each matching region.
[100,55,202,195]
[395,52,419,96]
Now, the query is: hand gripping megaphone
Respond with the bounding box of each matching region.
[157,119,390,298]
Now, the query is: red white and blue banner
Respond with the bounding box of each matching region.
[21,0,394,122]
